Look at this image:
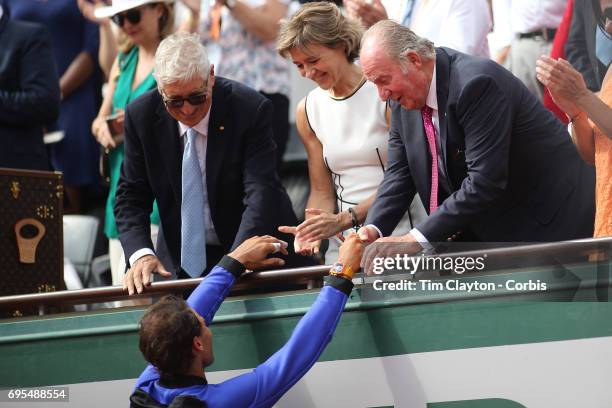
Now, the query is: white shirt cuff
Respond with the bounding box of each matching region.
[410,228,433,251]
[365,224,383,239]
[129,248,156,267]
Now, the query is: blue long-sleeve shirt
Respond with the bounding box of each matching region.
[133,256,353,408]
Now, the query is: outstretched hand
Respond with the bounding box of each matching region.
[229,235,288,270]
[337,233,364,276]
[361,233,423,276]
[295,208,348,243]
[357,225,379,244]
[278,225,321,255]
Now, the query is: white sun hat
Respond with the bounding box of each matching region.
[94,0,174,19]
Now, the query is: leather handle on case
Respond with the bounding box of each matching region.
[14,218,46,264]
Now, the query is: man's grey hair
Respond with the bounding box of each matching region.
[154,32,210,88]
[361,20,435,66]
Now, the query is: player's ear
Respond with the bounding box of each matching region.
[193,335,204,352]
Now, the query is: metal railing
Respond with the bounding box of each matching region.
[1,237,610,316]
[0,265,330,314]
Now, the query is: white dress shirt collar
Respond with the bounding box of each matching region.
[178,109,211,137]
[425,63,438,111]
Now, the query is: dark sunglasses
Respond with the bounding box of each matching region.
[112,4,157,27]
[162,91,208,109]
[111,8,142,27]
[605,7,612,21]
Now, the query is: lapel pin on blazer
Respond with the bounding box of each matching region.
[219,125,225,131]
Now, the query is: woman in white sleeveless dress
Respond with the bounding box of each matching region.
[276,2,426,263]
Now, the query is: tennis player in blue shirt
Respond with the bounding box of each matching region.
[131,234,362,407]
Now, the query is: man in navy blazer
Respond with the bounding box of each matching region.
[357,20,595,258]
[115,33,308,294]
[0,0,60,171]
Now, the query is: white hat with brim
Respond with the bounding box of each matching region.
[94,0,174,19]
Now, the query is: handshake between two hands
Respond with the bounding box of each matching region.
[228,233,366,275]
[123,226,423,295]
[231,228,424,279]
[278,217,424,271]
[123,233,366,295]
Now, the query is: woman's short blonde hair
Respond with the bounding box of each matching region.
[277,2,364,63]
[118,2,175,53]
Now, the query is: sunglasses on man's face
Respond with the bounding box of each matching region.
[162,91,208,109]
[111,8,143,27]
[604,7,612,21]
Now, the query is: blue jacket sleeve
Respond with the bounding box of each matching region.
[210,276,353,408]
[186,256,245,325]
[134,256,244,390]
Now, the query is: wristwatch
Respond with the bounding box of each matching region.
[329,262,353,280]
[225,0,237,9]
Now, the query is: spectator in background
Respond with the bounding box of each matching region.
[9,0,102,213]
[78,0,200,81]
[492,0,567,100]
[0,0,60,171]
[543,0,575,124]
[592,0,612,73]
[344,0,492,58]
[90,0,176,285]
[194,0,293,169]
[78,0,119,81]
[276,2,426,263]
[537,0,612,238]
[343,0,405,27]
[565,0,606,91]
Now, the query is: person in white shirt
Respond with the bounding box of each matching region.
[344,0,492,58]
[492,0,567,99]
[276,2,425,263]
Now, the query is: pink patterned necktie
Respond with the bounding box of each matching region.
[421,105,439,214]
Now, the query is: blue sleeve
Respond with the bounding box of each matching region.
[209,279,352,408]
[134,256,245,390]
[186,256,245,325]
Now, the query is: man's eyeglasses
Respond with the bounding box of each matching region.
[111,7,144,27]
[162,91,208,109]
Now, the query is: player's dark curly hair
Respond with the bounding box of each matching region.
[139,295,202,376]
